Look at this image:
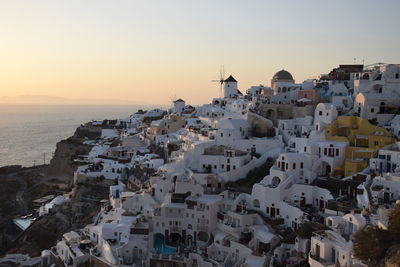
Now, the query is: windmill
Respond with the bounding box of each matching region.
[169,94,177,113]
[212,65,226,97]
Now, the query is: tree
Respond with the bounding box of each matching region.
[352,226,394,265]
[389,205,400,236]
[296,222,329,239]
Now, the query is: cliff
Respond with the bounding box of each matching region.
[1,123,104,255]
[7,177,113,256]
[47,123,101,182]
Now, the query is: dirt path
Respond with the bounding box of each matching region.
[13,175,28,215]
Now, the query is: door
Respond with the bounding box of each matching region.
[316,244,320,260]
[325,165,331,176]
[300,197,305,208]
[319,200,325,211]
[270,208,275,217]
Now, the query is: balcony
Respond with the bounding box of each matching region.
[170,226,182,233]
[308,252,335,267]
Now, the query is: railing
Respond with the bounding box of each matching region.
[308,252,335,267]
[170,226,182,232]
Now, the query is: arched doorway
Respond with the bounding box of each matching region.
[197,231,209,242]
[321,161,332,177]
[266,109,275,119]
[169,233,182,246]
[271,176,281,187]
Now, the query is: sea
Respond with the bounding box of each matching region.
[0,104,162,168]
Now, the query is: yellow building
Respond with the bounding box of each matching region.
[325,116,395,177]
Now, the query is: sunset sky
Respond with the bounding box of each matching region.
[1,0,400,105]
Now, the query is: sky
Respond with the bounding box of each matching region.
[0,0,399,105]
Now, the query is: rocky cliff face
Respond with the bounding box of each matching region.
[47,137,91,180]
[0,176,22,253]
[7,177,112,256]
[1,123,104,256]
[47,123,101,182]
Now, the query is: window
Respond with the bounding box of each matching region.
[227,159,230,163]
[319,111,322,116]
[371,108,374,113]
[222,164,224,169]
[304,147,307,152]
[220,133,223,137]
[293,163,296,169]
[300,162,303,169]
[374,141,379,146]
[336,149,339,156]
[233,165,236,170]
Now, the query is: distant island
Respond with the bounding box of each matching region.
[0,94,148,105]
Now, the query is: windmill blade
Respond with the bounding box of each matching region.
[220,65,226,81]
[169,94,177,103]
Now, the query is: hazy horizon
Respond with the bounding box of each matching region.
[0,94,166,106]
[1,0,400,105]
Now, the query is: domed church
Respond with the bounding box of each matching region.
[271,69,295,88]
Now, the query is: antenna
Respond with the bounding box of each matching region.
[211,65,226,97]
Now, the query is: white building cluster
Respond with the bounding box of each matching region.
[6,64,400,267]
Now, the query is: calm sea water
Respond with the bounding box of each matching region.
[0,104,161,168]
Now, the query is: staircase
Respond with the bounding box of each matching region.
[364,214,371,226]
